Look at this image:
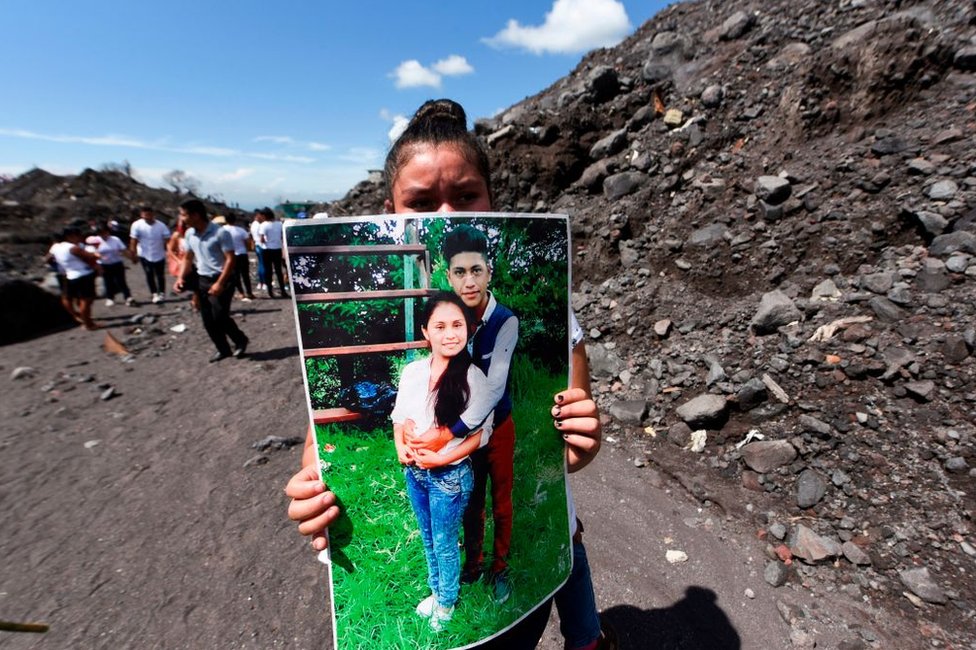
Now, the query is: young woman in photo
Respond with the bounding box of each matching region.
[391,291,493,631]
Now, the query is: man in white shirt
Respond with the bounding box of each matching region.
[257,208,287,298]
[129,206,171,304]
[250,209,268,292]
[223,213,256,300]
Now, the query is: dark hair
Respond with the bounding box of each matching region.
[62,225,83,240]
[422,291,475,427]
[261,207,275,220]
[180,198,207,218]
[225,213,237,225]
[140,206,153,213]
[384,98,492,206]
[442,224,490,265]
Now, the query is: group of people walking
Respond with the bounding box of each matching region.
[46,203,289,362]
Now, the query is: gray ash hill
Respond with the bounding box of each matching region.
[324,1,976,646]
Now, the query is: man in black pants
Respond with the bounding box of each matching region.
[174,199,249,362]
[128,206,171,304]
[258,208,287,298]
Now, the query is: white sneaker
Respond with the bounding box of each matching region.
[415,594,437,618]
[104,299,115,307]
[430,605,454,631]
[152,293,162,304]
[125,297,136,306]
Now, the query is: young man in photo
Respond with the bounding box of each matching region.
[174,199,249,362]
[409,224,518,603]
[129,206,171,304]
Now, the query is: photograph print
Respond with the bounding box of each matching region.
[284,213,573,650]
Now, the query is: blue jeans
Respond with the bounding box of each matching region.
[404,461,473,609]
[555,541,602,648]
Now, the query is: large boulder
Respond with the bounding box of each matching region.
[1,279,76,345]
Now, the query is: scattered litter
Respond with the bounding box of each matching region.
[643,425,657,438]
[10,367,35,381]
[83,440,100,449]
[323,443,336,453]
[685,430,707,453]
[903,591,925,608]
[169,324,187,333]
[316,549,331,565]
[666,549,689,564]
[744,588,756,599]
[808,315,873,342]
[102,332,129,356]
[761,374,790,404]
[736,429,765,449]
[100,387,117,401]
[605,435,618,444]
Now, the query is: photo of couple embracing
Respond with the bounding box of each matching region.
[287,215,574,649]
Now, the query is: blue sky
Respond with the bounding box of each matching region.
[1,0,670,209]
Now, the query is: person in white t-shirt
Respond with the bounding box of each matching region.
[223,214,256,301]
[250,209,268,292]
[128,206,171,304]
[257,208,287,298]
[95,221,133,306]
[49,225,100,330]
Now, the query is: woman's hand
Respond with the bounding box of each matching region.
[412,448,449,469]
[553,387,601,473]
[285,464,339,551]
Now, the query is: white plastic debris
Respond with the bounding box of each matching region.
[83,440,100,449]
[666,549,689,564]
[735,429,765,449]
[685,430,707,453]
[169,323,187,333]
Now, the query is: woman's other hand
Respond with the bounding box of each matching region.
[285,463,339,551]
[553,387,601,473]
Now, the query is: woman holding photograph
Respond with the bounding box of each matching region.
[392,291,492,631]
[286,98,611,649]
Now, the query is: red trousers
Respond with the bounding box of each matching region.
[463,414,515,575]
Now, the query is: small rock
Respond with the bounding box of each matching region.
[654,319,672,337]
[795,469,828,509]
[99,387,117,401]
[719,10,755,41]
[764,561,789,587]
[701,84,724,108]
[744,588,755,599]
[867,296,906,323]
[663,108,684,128]
[736,378,768,410]
[945,457,969,473]
[251,435,304,452]
[609,400,648,425]
[668,421,692,447]
[675,393,728,428]
[666,549,688,563]
[903,380,936,402]
[927,179,958,201]
[755,176,792,205]
[83,440,100,449]
[954,46,976,71]
[741,440,797,473]
[842,541,872,566]
[788,524,841,563]
[244,455,270,468]
[751,290,801,334]
[898,567,947,604]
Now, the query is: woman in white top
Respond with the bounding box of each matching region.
[391,292,490,630]
[95,222,133,306]
[49,225,100,330]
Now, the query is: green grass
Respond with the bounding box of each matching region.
[315,367,570,649]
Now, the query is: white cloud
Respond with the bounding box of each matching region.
[483,0,632,55]
[218,168,256,182]
[432,55,474,77]
[0,127,318,164]
[392,60,442,89]
[307,141,331,152]
[387,115,409,143]
[254,135,295,144]
[340,147,383,166]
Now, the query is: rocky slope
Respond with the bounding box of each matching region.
[325,0,976,645]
